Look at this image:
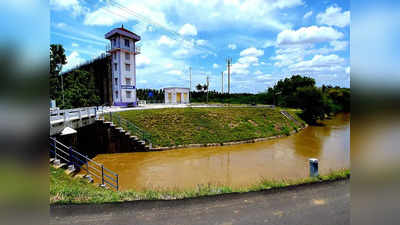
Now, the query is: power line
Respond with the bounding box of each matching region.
[106,0,215,55]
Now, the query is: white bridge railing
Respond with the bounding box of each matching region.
[50,106,107,124]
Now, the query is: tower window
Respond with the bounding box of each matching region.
[126,91,132,98]
[125,64,130,71]
[113,53,116,60]
[115,91,119,98]
[124,39,130,47]
[125,52,130,60]
[112,39,116,46]
[114,63,117,71]
[114,78,118,85]
[126,78,131,85]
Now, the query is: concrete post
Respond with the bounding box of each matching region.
[309,158,319,177]
[63,110,67,122]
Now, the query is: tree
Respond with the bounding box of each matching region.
[273,75,315,107]
[196,84,203,92]
[203,84,208,91]
[295,86,325,124]
[49,44,67,100]
[62,70,100,109]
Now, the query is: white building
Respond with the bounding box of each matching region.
[105,25,141,107]
[164,87,190,104]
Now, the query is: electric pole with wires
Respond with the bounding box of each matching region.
[227,57,232,94]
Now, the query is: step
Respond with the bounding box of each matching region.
[53,163,67,169]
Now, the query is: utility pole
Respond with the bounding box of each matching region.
[206,75,209,104]
[189,66,192,91]
[189,66,192,100]
[221,71,224,93]
[227,58,232,94]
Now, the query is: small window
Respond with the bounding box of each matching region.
[115,91,119,98]
[125,64,130,71]
[125,78,131,85]
[126,91,132,98]
[113,39,116,46]
[124,39,130,47]
[114,78,118,85]
[114,63,117,71]
[125,52,130,60]
[113,53,116,60]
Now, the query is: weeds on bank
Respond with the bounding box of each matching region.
[50,166,349,204]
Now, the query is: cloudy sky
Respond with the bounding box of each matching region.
[50,0,350,93]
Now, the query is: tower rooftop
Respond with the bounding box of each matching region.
[105,25,141,41]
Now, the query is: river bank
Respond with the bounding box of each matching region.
[112,107,306,148]
[50,166,349,204]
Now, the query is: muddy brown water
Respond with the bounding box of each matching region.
[90,113,350,191]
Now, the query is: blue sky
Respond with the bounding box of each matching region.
[50,0,350,93]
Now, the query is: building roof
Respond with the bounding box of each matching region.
[164,87,190,90]
[105,25,141,41]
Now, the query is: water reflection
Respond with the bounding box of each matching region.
[92,113,350,190]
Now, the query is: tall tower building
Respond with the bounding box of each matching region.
[105,25,141,107]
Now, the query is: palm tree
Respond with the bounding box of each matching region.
[196,84,203,92]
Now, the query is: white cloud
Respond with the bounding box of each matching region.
[238,56,259,64]
[178,24,198,36]
[272,0,304,9]
[277,26,343,45]
[165,63,174,69]
[166,70,183,75]
[158,35,176,47]
[263,40,275,48]
[56,22,67,28]
[289,54,345,71]
[240,47,264,57]
[71,42,79,47]
[256,74,273,80]
[84,2,170,28]
[330,40,348,51]
[172,48,189,57]
[228,44,237,50]
[303,11,313,19]
[136,55,151,68]
[50,0,85,16]
[196,39,206,46]
[64,51,85,71]
[345,66,350,75]
[317,6,350,28]
[230,62,250,75]
[213,63,219,68]
[132,22,153,35]
[254,70,263,75]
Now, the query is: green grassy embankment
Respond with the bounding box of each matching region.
[114,107,305,147]
[50,166,350,204]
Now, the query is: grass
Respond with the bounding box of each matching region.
[113,107,305,147]
[50,166,350,204]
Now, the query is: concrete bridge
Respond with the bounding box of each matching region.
[50,106,107,136]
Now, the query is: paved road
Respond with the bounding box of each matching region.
[51,179,349,225]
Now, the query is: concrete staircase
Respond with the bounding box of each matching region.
[280,110,303,127]
[101,120,150,152]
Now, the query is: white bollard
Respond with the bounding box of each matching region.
[309,158,319,177]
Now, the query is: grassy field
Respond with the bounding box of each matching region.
[50,166,350,204]
[114,107,305,147]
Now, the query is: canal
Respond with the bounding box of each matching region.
[91,113,350,191]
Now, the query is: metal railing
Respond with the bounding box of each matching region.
[49,137,119,190]
[103,112,153,146]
